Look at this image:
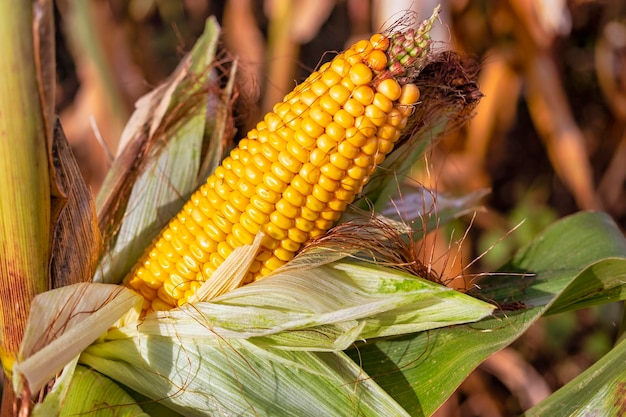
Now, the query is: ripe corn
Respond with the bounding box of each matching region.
[124,16,437,314]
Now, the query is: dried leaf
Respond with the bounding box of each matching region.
[33,0,58,198]
[49,120,102,288]
[14,283,142,396]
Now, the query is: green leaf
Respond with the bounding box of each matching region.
[523,336,626,417]
[349,211,626,416]
[32,359,148,417]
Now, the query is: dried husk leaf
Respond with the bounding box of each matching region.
[94,17,233,285]
[188,232,264,303]
[14,283,142,396]
[49,119,102,288]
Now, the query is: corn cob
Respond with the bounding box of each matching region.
[124,14,437,314]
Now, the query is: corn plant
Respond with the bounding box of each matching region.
[1,3,625,416]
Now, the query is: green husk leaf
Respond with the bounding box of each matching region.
[81,338,410,416]
[33,363,148,417]
[95,17,230,285]
[30,357,80,417]
[349,211,626,416]
[523,336,626,417]
[120,260,493,351]
[14,283,142,395]
[80,259,492,415]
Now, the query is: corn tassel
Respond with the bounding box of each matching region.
[124,14,438,314]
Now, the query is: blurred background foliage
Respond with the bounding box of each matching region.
[52,0,625,415]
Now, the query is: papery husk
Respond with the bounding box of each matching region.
[14,283,142,397]
[80,257,493,416]
[94,17,235,285]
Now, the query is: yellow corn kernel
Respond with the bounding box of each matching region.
[288,227,309,243]
[231,223,255,245]
[319,95,341,114]
[283,186,306,207]
[316,134,336,154]
[378,139,395,154]
[329,84,351,105]
[354,115,377,136]
[310,79,328,97]
[265,222,288,241]
[365,49,387,71]
[337,141,359,159]
[305,194,325,212]
[333,109,355,129]
[365,104,388,127]
[301,117,324,138]
[399,83,420,104]
[275,199,299,218]
[263,172,287,193]
[309,148,330,167]
[352,39,373,54]
[250,195,274,214]
[295,216,315,231]
[326,122,346,141]
[299,210,317,227]
[300,89,318,106]
[341,77,355,91]
[278,151,303,174]
[320,163,344,181]
[300,163,321,184]
[377,78,402,101]
[349,63,373,86]
[370,33,389,51]
[330,57,351,77]
[321,69,342,87]
[312,184,333,203]
[291,174,313,195]
[343,98,365,118]
[345,127,367,147]
[353,85,375,106]
[310,105,333,127]
[318,174,341,192]
[279,239,300,254]
[274,246,296,262]
[286,141,309,164]
[330,152,351,170]
[373,93,393,113]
